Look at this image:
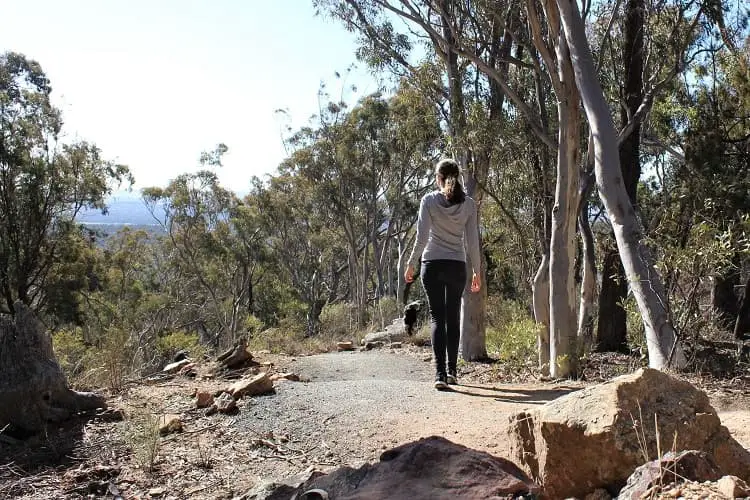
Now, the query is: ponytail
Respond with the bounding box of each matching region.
[436,159,466,204]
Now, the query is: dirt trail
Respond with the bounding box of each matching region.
[235,348,750,485]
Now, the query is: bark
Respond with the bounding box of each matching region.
[734,273,750,339]
[597,0,645,352]
[596,248,629,352]
[0,302,106,433]
[555,0,686,369]
[711,265,739,331]
[533,253,551,375]
[577,194,597,353]
[461,174,487,361]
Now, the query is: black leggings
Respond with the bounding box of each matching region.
[421,259,467,375]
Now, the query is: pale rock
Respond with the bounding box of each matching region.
[215,392,237,414]
[270,372,300,382]
[228,372,274,398]
[157,414,182,435]
[162,359,191,374]
[717,475,750,498]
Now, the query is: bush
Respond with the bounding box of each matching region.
[485,298,538,365]
[370,297,401,331]
[320,302,357,337]
[155,331,204,362]
[53,327,91,379]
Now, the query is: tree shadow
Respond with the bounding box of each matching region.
[448,384,581,404]
[0,408,123,497]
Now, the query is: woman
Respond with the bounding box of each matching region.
[405,158,481,390]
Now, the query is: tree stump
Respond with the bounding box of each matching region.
[216,338,253,370]
[0,302,106,433]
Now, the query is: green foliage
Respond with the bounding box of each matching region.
[52,327,91,380]
[320,302,357,337]
[485,299,539,365]
[155,331,204,362]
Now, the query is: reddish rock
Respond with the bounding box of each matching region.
[227,372,273,399]
[618,450,722,499]
[195,391,214,408]
[270,372,300,382]
[509,368,750,499]
[291,436,539,499]
[215,392,237,414]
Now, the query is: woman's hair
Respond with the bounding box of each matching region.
[436,158,466,204]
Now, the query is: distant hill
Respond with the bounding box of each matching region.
[77,195,166,239]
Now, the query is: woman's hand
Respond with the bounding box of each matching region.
[405,265,415,283]
[471,273,481,293]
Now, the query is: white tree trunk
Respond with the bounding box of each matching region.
[532,254,551,376]
[548,93,581,378]
[577,200,597,353]
[555,0,686,369]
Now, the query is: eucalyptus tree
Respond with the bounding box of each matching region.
[0,52,132,318]
[142,147,266,346]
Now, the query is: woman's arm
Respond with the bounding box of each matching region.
[407,196,431,269]
[465,198,482,276]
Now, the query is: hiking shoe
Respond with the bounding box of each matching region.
[447,370,457,385]
[434,373,448,390]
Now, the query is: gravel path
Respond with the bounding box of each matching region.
[235,349,581,483]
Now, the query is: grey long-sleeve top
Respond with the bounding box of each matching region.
[407,191,481,274]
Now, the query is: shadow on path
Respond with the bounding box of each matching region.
[449,384,581,405]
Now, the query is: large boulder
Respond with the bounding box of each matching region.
[509,368,750,499]
[287,436,539,499]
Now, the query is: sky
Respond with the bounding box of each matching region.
[0,0,383,193]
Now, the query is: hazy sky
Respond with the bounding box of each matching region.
[0,0,381,191]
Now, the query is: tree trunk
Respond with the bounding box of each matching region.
[577,194,596,353]
[734,272,750,339]
[712,265,739,331]
[597,0,646,352]
[556,0,686,369]
[533,253,551,375]
[0,302,106,433]
[460,173,487,361]
[596,248,629,352]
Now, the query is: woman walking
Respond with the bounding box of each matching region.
[405,159,481,390]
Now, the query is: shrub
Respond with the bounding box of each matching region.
[155,330,204,362]
[485,298,538,365]
[53,327,91,379]
[370,297,401,331]
[320,302,357,337]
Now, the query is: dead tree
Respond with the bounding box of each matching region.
[0,302,106,433]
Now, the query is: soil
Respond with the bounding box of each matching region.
[1,344,749,499]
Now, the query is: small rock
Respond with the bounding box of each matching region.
[157,414,182,435]
[204,404,218,416]
[337,341,355,351]
[148,487,165,496]
[365,341,385,350]
[422,354,432,362]
[717,475,750,498]
[195,391,214,408]
[178,362,196,376]
[228,372,274,398]
[270,372,300,382]
[583,488,612,500]
[389,342,402,349]
[215,392,238,414]
[162,359,191,374]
